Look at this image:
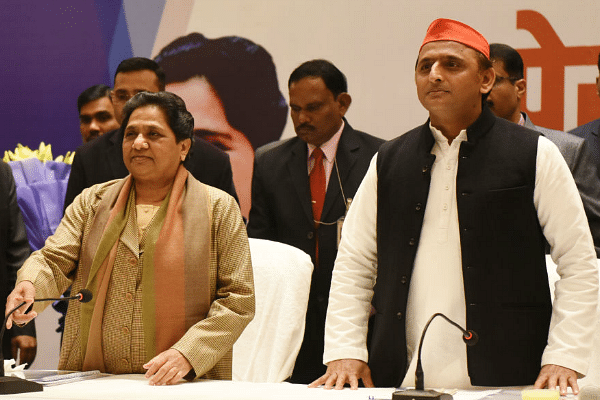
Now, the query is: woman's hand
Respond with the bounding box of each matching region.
[143,349,192,386]
[5,281,37,329]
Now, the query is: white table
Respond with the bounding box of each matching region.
[7,374,523,400]
[9,374,393,400]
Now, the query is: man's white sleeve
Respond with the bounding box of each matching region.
[323,154,379,364]
[535,136,598,375]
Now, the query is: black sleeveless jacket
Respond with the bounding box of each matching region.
[371,107,551,387]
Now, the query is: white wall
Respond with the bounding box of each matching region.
[149,0,600,139]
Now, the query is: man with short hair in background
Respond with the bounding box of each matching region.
[77,84,119,143]
[486,43,600,256]
[311,19,597,395]
[248,59,384,383]
[570,52,600,169]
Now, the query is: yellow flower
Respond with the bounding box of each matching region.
[3,143,74,164]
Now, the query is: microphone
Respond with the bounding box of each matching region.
[392,313,478,400]
[35,289,93,304]
[0,289,94,395]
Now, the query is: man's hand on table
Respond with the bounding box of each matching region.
[308,359,374,390]
[143,348,192,386]
[534,364,579,396]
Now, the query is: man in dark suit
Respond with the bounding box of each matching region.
[64,57,237,210]
[486,43,600,256]
[0,161,36,366]
[247,59,384,383]
[569,51,600,170]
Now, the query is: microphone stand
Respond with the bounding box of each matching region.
[0,301,43,395]
[0,289,92,394]
[392,313,478,400]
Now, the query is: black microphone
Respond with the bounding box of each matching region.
[392,313,478,400]
[0,289,94,395]
[35,289,93,304]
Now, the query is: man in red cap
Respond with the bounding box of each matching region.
[309,18,597,394]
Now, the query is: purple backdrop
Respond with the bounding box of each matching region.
[0,0,132,157]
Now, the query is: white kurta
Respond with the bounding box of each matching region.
[401,127,470,388]
[323,128,598,389]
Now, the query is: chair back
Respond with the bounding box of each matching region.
[233,238,314,382]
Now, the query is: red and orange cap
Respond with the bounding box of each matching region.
[420,18,489,59]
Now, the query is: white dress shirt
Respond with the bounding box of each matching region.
[307,120,345,189]
[323,127,598,388]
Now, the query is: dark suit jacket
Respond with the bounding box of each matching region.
[0,161,35,357]
[569,118,600,178]
[247,120,384,382]
[524,114,600,256]
[64,129,238,209]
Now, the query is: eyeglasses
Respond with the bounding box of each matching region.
[493,75,520,87]
[110,90,144,104]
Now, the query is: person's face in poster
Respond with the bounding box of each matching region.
[166,76,254,219]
